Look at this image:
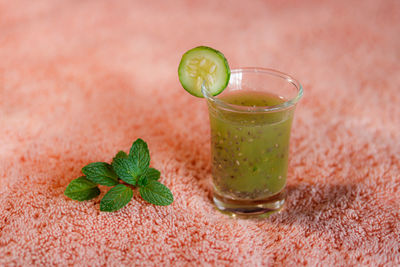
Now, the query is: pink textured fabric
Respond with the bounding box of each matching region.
[1,0,399,265]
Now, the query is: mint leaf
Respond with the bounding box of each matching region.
[82,162,119,186]
[115,150,128,159]
[129,139,150,176]
[137,168,159,187]
[100,184,133,212]
[139,180,173,206]
[112,158,138,185]
[113,150,128,161]
[111,151,128,174]
[64,176,100,201]
[137,175,149,187]
[145,168,160,181]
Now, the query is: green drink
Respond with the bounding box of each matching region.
[177,47,302,217]
[203,69,302,217]
[210,91,293,199]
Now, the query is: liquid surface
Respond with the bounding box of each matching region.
[208,90,294,200]
[218,90,285,107]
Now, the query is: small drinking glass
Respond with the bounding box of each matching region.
[202,68,303,217]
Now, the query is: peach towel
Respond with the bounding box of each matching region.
[0,0,399,265]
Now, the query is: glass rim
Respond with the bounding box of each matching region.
[202,67,303,113]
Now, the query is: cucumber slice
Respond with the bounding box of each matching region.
[178,46,230,97]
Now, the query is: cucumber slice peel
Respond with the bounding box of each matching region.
[178,46,230,97]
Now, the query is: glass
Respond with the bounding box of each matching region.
[202,68,303,217]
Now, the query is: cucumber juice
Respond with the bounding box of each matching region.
[207,90,294,201]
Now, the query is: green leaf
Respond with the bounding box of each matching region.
[111,151,128,177]
[64,176,100,201]
[145,168,161,181]
[100,184,133,212]
[139,180,173,206]
[113,150,128,162]
[111,158,139,185]
[129,139,150,175]
[137,168,160,187]
[82,162,119,186]
[137,175,149,187]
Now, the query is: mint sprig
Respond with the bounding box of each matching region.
[64,138,174,212]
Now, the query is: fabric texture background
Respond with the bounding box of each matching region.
[0,0,399,266]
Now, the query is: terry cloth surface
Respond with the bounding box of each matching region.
[0,0,399,266]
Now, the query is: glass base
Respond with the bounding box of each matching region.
[213,190,286,218]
